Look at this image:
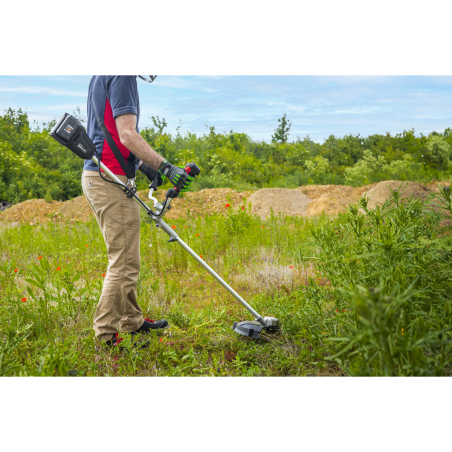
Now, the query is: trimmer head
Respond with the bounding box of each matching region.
[232,317,280,339]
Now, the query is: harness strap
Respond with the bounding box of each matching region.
[91,76,135,181]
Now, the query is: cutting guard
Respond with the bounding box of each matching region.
[232,321,265,339]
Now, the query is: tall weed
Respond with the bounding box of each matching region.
[310,183,452,375]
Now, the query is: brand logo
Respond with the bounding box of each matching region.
[88,180,93,187]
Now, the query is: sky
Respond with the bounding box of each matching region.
[1,76,451,143]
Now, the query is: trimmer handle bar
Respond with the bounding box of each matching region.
[166,163,201,199]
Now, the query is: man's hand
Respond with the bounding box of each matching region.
[138,162,163,188]
[159,161,194,192]
[116,113,165,171]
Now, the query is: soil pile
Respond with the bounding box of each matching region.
[1,180,449,226]
[248,188,311,219]
[0,199,64,225]
[306,196,345,216]
[295,184,372,200]
[364,180,437,210]
[0,196,94,225]
[58,196,96,223]
[0,188,253,225]
[138,187,253,220]
[296,184,376,216]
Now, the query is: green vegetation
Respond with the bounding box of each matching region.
[1,184,451,376]
[1,108,452,204]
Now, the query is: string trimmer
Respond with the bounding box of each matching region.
[50,113,280,339]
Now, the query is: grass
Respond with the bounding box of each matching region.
[1,183,451,376]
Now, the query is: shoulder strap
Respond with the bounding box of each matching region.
[91,76,135,180]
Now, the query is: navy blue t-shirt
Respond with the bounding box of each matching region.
[84,76,140,175]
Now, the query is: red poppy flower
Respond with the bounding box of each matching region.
[336,309,338,312]
[289,265,294,269]
[56,267,61,271]
[184,226,188,228]
[342,309,345,312]
[225,204,231,208]
[14,269,18,273]
[199,255,203,258]
[233,268,236,270]
[159,338,163,342]
[172,225,177,229]
[241,206,245,210]
[101,273,106,278]
[85,245,89,247]
[262,226,265,229]
[195,234,199,236]
[21,297,27,302]
[38,256,42,259]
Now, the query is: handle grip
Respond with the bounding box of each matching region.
[167,163,201,199]
[150,172,160,191]
[184,163,201,177]
[166,188,179,199]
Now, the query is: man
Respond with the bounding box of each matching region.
[82,76,194,347]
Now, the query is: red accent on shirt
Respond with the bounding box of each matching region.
[101,97,131,176]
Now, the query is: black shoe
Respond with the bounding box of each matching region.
[100,333,150,351]
[131,319,169,337]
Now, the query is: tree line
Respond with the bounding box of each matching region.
[1,108,451,204]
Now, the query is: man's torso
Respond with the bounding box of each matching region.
[84,75,140,176]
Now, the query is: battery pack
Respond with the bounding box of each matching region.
[50,113,95,160]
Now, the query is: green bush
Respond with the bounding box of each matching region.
[1,108,452,205]
[310,183,452,375]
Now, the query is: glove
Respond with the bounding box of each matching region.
[159,161,194,192]
[139,162,163,188]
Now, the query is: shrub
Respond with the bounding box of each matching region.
[310,185,452,375]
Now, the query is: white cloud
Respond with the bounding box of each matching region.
[0,86,86,97]
[2,75,452,142]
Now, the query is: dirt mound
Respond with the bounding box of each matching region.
[59,196,95,223]
[0,199,64,225]
[364,180,436,210]
[0,188,254,225]
[295,184,377,217]
[306,196,345,216]
[0,196,95,225]
[295,183,374,200]
[248,188,311,219]
[426,180,451,191]
[138,187,253,220]
[1,180,448,226]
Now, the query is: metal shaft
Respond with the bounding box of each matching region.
[91,156,266,326]
[158,221,264,323]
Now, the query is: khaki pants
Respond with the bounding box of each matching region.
[82,170,144,341]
